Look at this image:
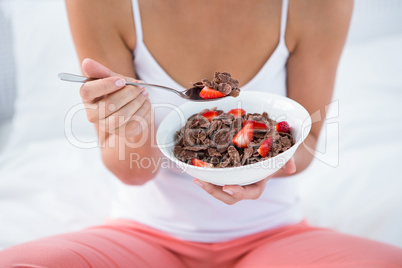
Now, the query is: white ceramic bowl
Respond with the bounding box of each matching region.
[156,91,311,186]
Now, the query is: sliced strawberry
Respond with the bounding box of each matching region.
[258,137,273,157]
[231,122,254,148]
[199,87,226,99]
[276,121,290,133]
[202,110,219,122]
[242,120,268,130]
[192,158,214,168]
[228,108,246,117]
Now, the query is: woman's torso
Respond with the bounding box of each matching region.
[110,0,303,242]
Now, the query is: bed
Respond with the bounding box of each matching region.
[0,0,401,249]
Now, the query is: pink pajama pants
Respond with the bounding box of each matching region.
[0,219,401,268]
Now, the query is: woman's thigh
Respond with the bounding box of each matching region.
[234,227,402,268]
[0,226,186,268]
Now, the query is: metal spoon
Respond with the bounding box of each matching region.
[58,73,228,102]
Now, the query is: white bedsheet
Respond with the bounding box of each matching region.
[0,138,116,249]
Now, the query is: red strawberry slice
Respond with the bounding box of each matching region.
[275,121,290,133]
[242,120,268,130]
[192,158,214,168]
[231,122,254,148]
[199,87,226,99]
[202,110,219,122]
[258,137,273,157]
[228,108,246,117]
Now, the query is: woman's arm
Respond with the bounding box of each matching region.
[274,0,353,177]
[66,0,161,184]
[194,0,353,204]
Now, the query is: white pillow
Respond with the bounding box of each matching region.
[3,0,96,153]
[0,3,16,124]
[347,0,402,44]
[0,0,112,249]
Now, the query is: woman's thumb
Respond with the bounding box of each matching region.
[282,157,296,174]
[81,58,115,79]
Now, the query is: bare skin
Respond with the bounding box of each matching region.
[66,0,353,204]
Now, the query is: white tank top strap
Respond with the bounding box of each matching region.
[132,0,144,43]
[280,0,289,42]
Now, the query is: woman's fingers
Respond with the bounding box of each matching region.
[282,157,296,174]
[193,157,296,205]
[80,76,128,102]
[193,177,270,205]
[79,58,152,139]
[228,177,269,200]
[115,99,152,137]
[98,91,149,133]
[84,84,147,122]
[82,58,115,79]
[193,179,239,205]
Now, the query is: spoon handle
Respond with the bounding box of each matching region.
[58,73,191,99]
[58,73,98,83]
[59,73,178,91]
[58,73,144,87]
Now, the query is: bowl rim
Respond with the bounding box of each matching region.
[156,91,312,172]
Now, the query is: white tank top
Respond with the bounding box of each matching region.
[110,0,303,243]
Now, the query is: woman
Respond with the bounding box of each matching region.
[1,0,402,267]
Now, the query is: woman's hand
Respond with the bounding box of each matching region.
[80,58,152,139]
[193,158,296,205]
